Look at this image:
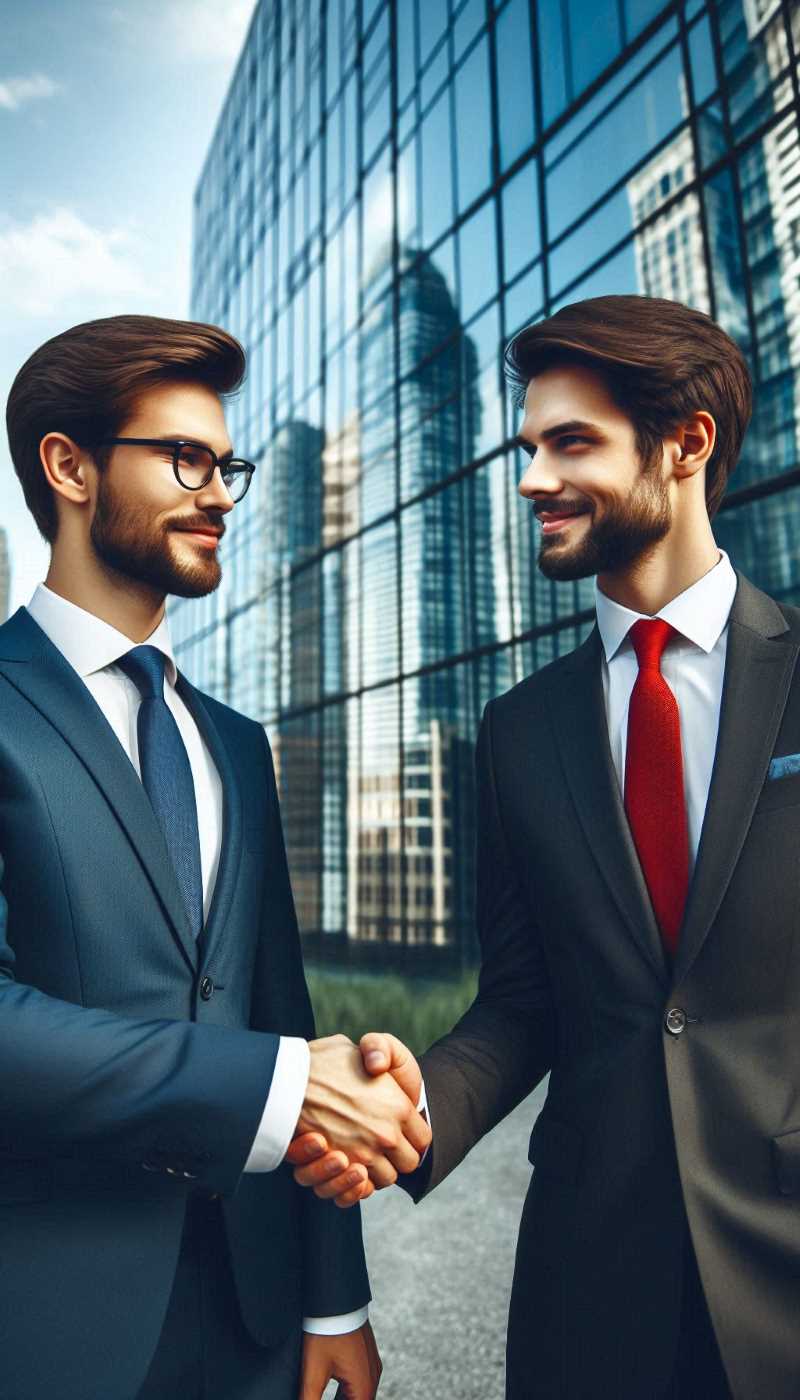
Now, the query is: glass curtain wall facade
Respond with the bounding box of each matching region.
[176,0,800,966]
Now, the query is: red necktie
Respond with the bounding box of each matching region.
[624,619,689,958]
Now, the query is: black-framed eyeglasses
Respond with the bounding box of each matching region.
[96,438,256,503]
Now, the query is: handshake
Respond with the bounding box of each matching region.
[285,1032,430,1208]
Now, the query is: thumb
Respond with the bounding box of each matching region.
[360,1031,422,1103]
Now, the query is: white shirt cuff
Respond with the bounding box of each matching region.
[303,1306,369,1336]
[418,1078,430,1163]
[243,1036,310,1172]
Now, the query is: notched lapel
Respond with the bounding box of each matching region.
[675,577,798,983]
[176,675,244,966]
[0,609,198,971]
[547,628,668,982]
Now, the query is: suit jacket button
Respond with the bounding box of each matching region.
[664,1007,687,1035]
[200,976,214,1001]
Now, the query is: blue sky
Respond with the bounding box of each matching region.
[0,0,257,610]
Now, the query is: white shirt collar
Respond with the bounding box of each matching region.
[26,583,178,686]
[595,550,738,663]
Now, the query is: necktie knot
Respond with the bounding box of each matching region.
[117,645,167,701]
[628,618,678,671]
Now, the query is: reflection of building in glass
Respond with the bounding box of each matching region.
[263,422,325,932]
[349,248,490,948]
[629,127,709,308]
[0,530,9,624]
[178,0,800,966]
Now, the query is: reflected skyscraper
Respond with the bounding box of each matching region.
[349,247,493,948]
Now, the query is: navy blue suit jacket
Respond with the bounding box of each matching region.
[0,607,369,1400]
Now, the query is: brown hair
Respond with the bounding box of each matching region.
[504,295,752,518]
[6,314,246,542]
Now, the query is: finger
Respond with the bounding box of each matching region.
[334,1179,375,1209]
[299,1353,328,1400]
[396,1106,432,1158]
[285,1133,330,1166]
[293,1150,351,1188]
[312,1164,369,1200]
[361,1153,398,1189]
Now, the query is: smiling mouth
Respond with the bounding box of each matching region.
[536,508,590,535]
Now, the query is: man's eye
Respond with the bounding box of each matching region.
[558,435,587,449]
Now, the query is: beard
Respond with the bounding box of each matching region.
[90,477,223,599]
[537,467,672,582]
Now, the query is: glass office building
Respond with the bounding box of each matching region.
[174,0,800,964]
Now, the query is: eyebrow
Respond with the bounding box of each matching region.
[513,419,603,454]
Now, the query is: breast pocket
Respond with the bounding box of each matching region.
[753,770,800,814]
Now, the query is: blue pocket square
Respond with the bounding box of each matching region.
[768,754,800,781]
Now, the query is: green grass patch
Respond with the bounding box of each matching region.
[306,969,478,1057]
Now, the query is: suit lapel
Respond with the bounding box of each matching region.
[175,674,244,968]
[546,627,669,982]
[674,575,798,983]
[0,609,198,971]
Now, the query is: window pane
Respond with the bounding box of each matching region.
[354,685,401,941]
[362,521,399,685]
[455,37,493,212]
[537,0,569,125]
[567,0,621,95]
[502,160,540,283]
[459,198,498,322]
[420,90,455,247]
[496,0,536,169]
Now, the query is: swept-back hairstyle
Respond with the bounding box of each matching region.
[504,295,752,518]
[6,314,246,542]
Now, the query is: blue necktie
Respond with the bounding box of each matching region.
[117,646,203,940]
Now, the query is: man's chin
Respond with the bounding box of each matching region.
[537,539,597,582]
[164,560,222,598]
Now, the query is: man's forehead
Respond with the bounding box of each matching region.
[121,382,233,451]
[522,363,619,427]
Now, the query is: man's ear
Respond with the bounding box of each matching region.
[672,411,716,477]
[39,433,94,509]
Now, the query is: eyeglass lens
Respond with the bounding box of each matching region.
[174,445,251,501]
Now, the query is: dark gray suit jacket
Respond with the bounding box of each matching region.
[0,607,368,1400]
[413,573,800,1399]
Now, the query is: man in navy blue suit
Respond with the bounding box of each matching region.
[1,314,430,1400]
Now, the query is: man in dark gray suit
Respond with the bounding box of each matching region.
[293,295,800,1398]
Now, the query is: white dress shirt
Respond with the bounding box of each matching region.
[25,584,366,1336]
[595,549,738,867]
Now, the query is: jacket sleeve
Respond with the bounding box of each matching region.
[405,699,556,1199]
[249,725,371,1315]
[0,852,280,1198]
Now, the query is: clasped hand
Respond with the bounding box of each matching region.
[288,1032,424,1207]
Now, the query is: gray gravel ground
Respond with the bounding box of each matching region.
[330,1084,547,1400]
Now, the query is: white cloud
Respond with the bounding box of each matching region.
[0,73,61,112]
[0,209,149,318]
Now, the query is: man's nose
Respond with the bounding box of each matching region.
[518,453,563,499]
[196,467,236,514]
